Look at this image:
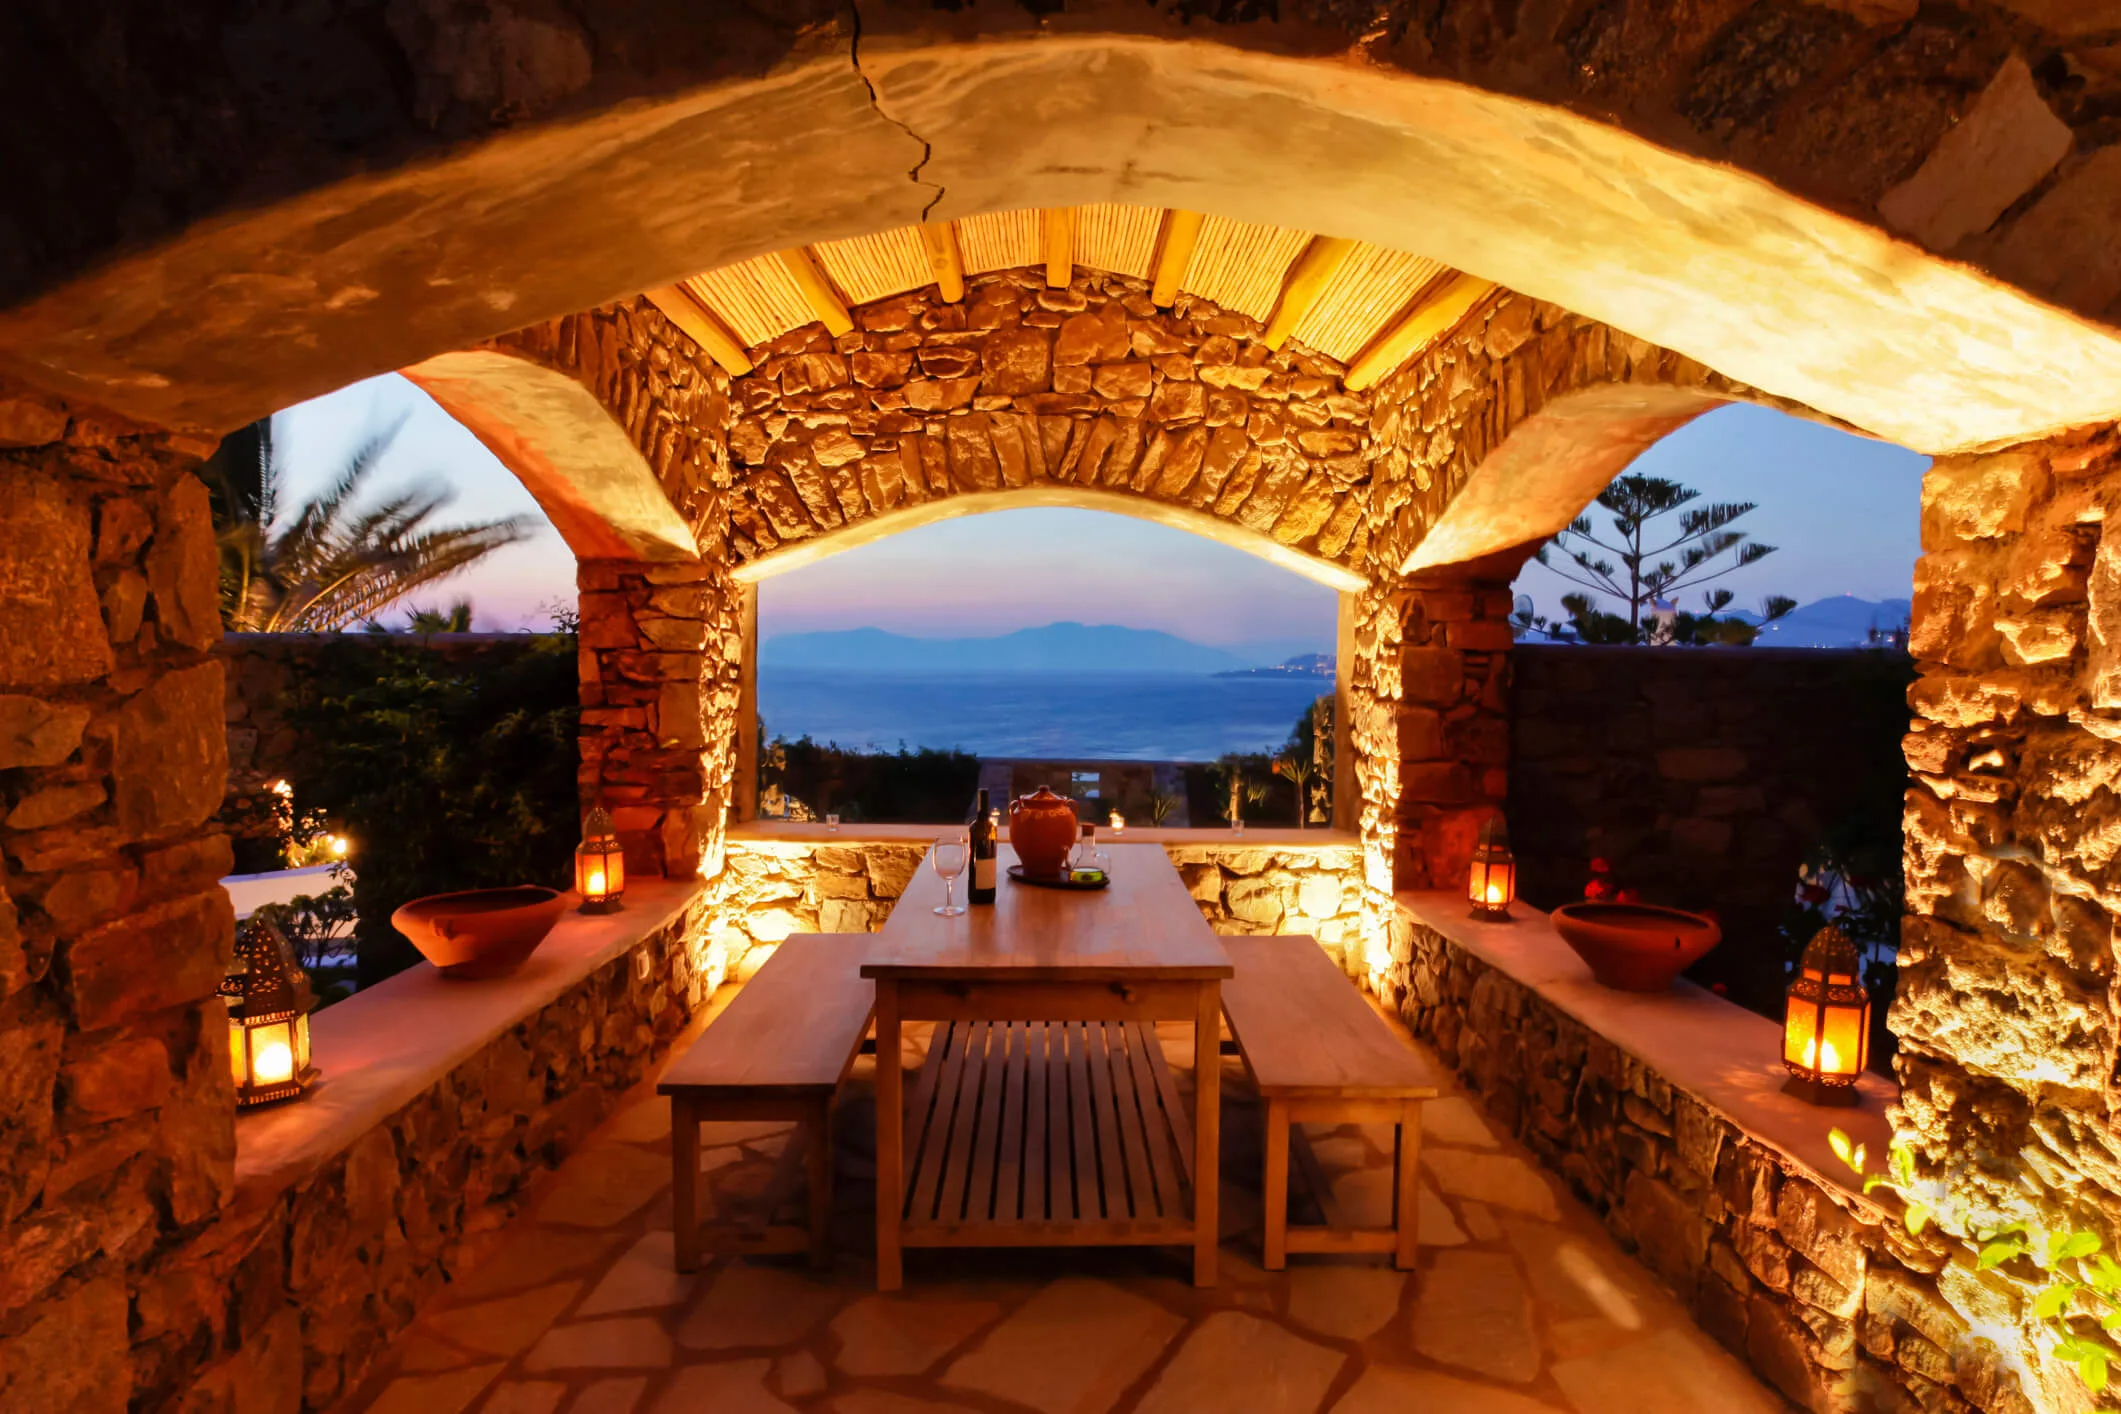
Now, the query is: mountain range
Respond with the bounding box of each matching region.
[759,623,1318,674]
[1751,596,1912,648]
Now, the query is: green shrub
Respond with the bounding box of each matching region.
[285,636,580,986]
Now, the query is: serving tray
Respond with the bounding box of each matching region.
[1006,864,1111,892]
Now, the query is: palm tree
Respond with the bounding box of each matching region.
[203,416,532,633]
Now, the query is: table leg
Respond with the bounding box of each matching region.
[874,984,904,1291]
[671,1095,701,1274]
[807,1098,833,1270]
[1262,1096,1288,1271]
[1394,1098,1423,1271]
[1192,981,1220,1287]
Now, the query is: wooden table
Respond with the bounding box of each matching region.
[863,842,1232,1290]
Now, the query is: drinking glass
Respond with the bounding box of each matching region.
[931,835,969,917]
[825,813,840,833]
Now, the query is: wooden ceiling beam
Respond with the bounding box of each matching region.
[642,286,753,376]
[1262,235,1357,351]
[1150,210,1205,307]
[919,221,965,302]
[778,247,854,335]
[1042,207,1075,289]
[1344,272,1497,392]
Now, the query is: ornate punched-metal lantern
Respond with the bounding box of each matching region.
[221,917,318,1108]
[1782,924,1871,1106]
[575,804,625,914]
[1467,814,1517,920]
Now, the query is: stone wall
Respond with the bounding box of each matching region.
[1893,424,2121,1408]
[1510,645,1915,1003]
[156,897,714,1411]
[0,384,238,1410]
[576,560,733,880]
[1387,904,2040,1414]
[709,268,1375,574]
[718,834,1365,967]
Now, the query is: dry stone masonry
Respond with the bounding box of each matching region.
[156,900,714,1412]
[710,268,1376,574]
[1386,902,2018,1414]
[0,380,237,1411]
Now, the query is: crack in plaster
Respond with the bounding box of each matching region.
[847,1,946,221]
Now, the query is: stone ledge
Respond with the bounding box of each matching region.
[732,821,1358,849]
[233,878,707,1204]
[1394,890,1894,1204]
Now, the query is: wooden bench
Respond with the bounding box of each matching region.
[1219,934,1440,1270]
[657,934,873,1271]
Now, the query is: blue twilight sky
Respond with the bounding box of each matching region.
[272,377,1929,644]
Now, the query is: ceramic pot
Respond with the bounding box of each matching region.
[392,886,566,980]
[1551,901,1721,993]
[1009,787,1079,878]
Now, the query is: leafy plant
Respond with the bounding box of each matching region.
[1832,1131,2120,1395]
[286,635,581,986]
[1541,474,1781,635]
[250,877,358,1006]
[1271,751,1315,828]
[1146,787,1181,826]
[203,415,532,633]
[757,733,978,823]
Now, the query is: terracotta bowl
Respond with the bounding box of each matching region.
[1551,901,1721,993]
[391,886,566,980]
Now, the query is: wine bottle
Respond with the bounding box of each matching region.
[968,788,997,904]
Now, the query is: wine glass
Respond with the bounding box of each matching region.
[931,835,969,917]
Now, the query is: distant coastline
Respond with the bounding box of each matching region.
[759,622,1330,675]
[1213,652,1335,680]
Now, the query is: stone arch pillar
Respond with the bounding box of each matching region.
[0,379,238,1408]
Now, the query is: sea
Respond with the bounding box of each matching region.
[758,669,1332,760]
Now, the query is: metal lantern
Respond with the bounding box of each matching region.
[1783,924,1870,1105]
[1467,814,1517,920]
[221,917,318,1108]
[575,805,625,914]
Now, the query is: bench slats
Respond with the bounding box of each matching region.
[660,935,873,1099]
[1220,935,1438,1100]
[900,1018,1192,1238]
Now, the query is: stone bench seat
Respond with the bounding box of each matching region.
[1220,934,1440,1269]
[658,934,873,1270]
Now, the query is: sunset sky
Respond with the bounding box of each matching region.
[273,376,1929,651]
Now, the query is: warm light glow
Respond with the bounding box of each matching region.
[228,1020,246,1086]
[1485,881,1505,906]
[586,866,607,897]
[1797,1035,1842,1073]
[268,779,293,799]
[329,835,349,858]
[1108,811,1125,835]
[251,1022,295,1085]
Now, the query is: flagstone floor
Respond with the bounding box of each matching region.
[337,997,1791,1414]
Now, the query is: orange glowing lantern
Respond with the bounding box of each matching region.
[575,805,625,914]
[1782,924,1869,1105]
[220,917,318,1107]
[1467,814,1516,920]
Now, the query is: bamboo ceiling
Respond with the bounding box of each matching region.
[645,204,1493,392]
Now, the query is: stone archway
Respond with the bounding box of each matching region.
[4,10,2121,458]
